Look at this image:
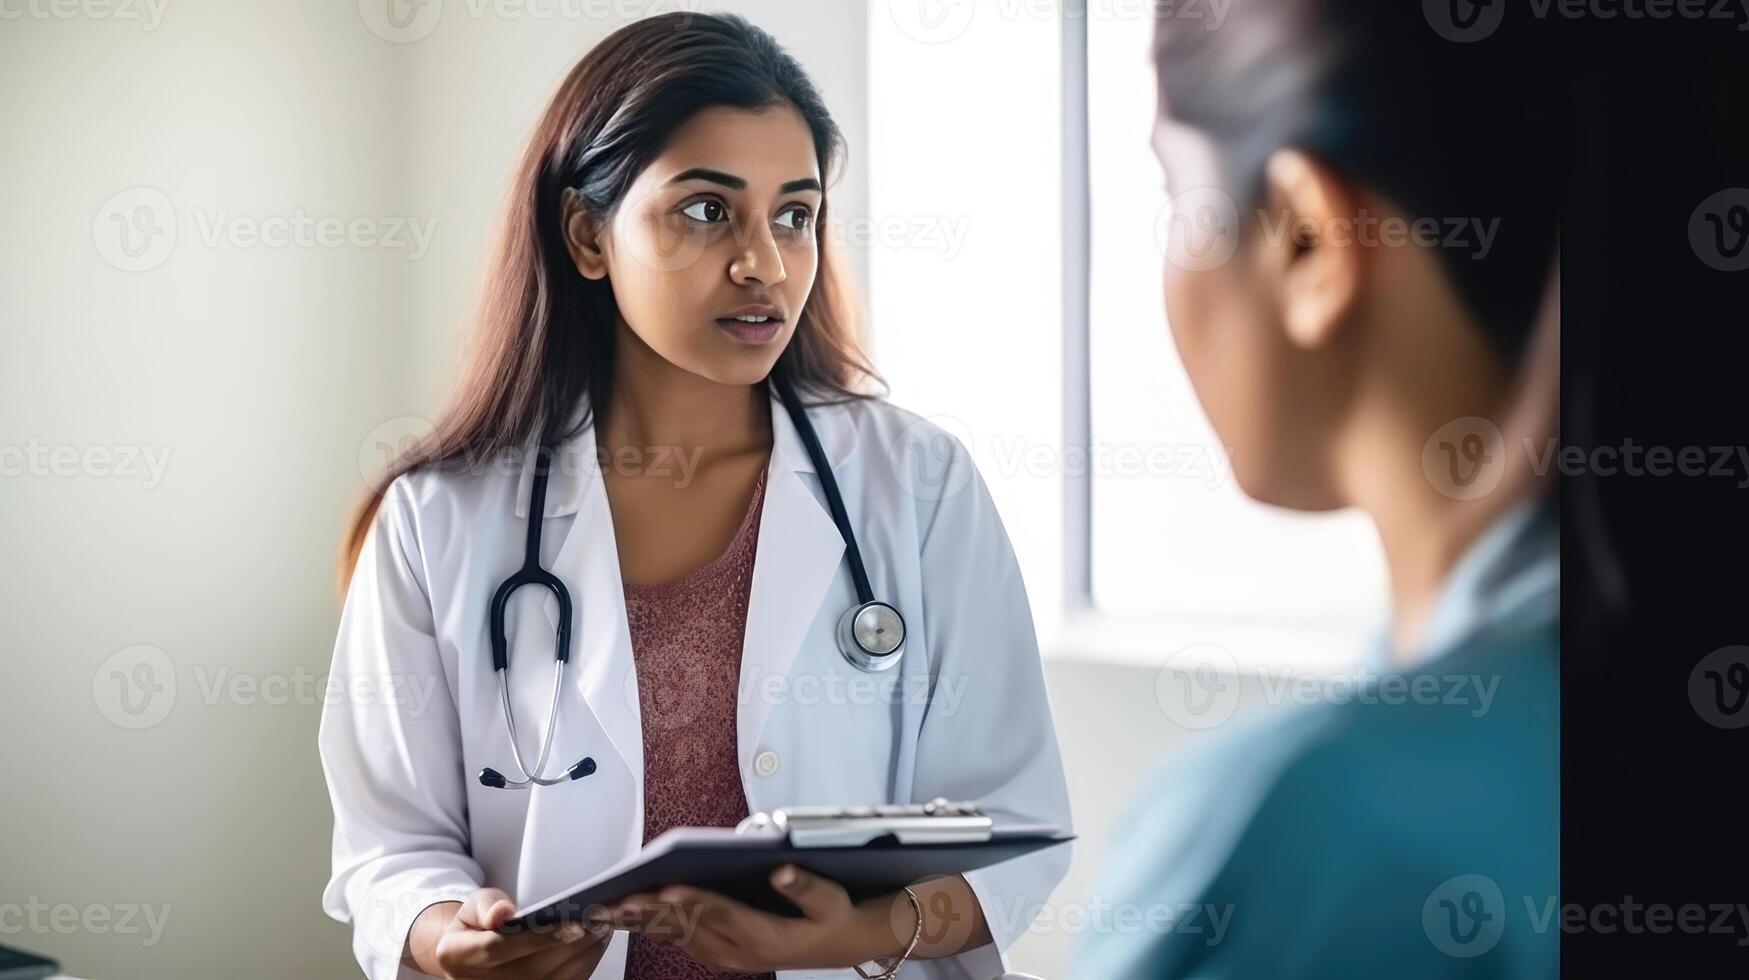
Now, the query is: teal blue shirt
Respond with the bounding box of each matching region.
[1076,502,1558,979]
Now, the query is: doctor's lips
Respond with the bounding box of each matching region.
[715,303,785,345]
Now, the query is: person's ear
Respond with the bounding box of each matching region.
[561,189,610,281]
[1260,148,1363,350]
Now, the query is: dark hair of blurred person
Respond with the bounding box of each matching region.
[1076,1,1559,976]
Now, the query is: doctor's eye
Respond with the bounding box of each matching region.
[774,205,814,233]
[680,198,728,224]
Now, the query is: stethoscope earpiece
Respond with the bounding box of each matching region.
[477,755,596,791]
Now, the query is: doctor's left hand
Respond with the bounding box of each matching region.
[594,863,911,972]
[410,887,612,979]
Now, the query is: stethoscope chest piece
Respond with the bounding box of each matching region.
[837,599,905,672]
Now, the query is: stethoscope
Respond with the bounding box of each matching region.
[478,374,906,790]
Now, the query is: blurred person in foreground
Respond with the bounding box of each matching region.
[1076,1,1559,977]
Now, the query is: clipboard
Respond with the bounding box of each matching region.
[507,799,1073,930]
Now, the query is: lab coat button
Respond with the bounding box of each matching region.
[754,749,780,777]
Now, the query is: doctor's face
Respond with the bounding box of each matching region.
[565,103,823,387]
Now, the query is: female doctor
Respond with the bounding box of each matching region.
[319,13,1070,980]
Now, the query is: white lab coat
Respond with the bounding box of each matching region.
[318,389,1073,980]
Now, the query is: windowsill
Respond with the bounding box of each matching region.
[1040,608,1379,675]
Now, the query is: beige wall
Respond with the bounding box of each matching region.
[0,3,866,977]
[2,2,417,976]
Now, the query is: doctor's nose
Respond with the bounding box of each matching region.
[728,221,787,286]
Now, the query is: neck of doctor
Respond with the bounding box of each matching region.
[599,318,772,461]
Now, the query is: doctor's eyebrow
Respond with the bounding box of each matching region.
[669,168,822,194]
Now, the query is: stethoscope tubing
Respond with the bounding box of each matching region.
[481,375,901,789]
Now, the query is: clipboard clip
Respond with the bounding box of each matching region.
[735,797,993,848]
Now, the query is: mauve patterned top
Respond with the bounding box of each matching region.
[621,465,775,980]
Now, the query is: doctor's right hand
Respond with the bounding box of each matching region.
[406,887,609,979]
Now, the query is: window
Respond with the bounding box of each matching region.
[1084,10,1389,648]
[867,1,1387,666]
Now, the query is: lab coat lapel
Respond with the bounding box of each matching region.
[487,399,645,906]
[526,406,645,813]
[514,388,848,857]
[736,390,849,776]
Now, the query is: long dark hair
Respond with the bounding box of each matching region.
[338,12,881,594]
